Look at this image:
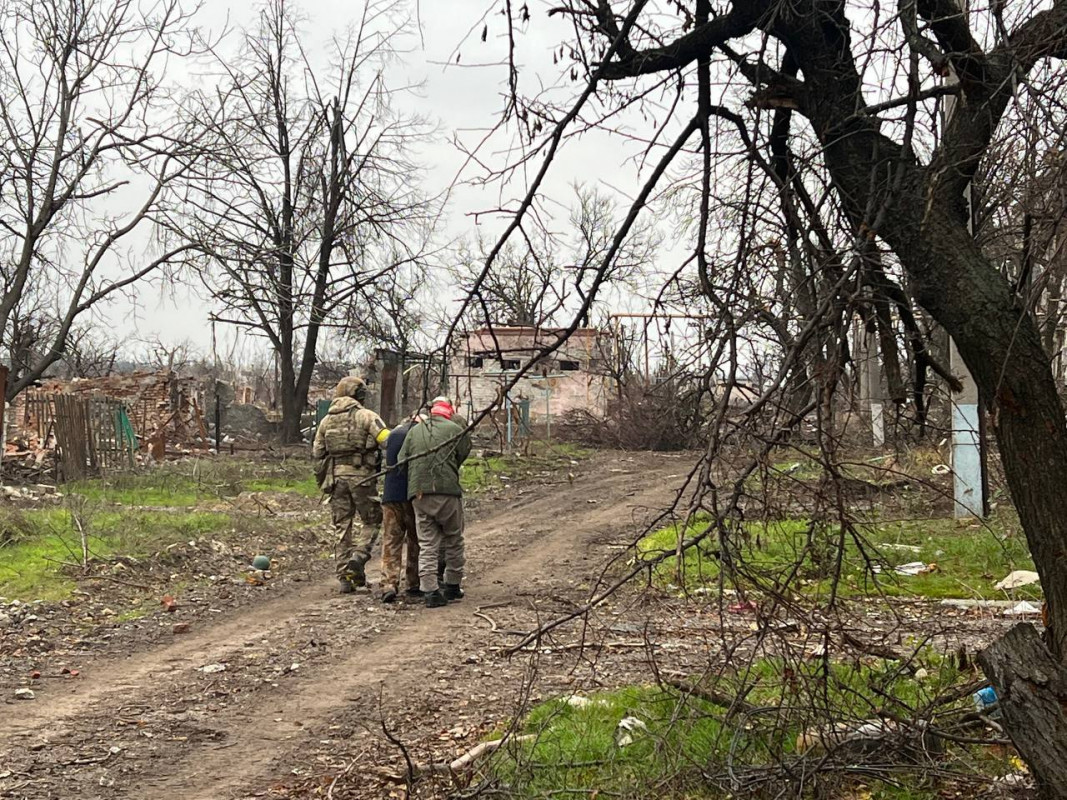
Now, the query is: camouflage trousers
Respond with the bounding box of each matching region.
[413,494,465,593]
[331,478,382,581]
[380,501,420,593]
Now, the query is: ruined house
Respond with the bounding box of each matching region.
[6,370,207,454]
[449,327,612,422]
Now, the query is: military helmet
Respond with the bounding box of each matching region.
[334,376,368,402]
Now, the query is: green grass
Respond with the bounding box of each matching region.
[68,457,315,507]
[461,455,511,493]
[460,442,591,494]
[639,511,1036,601]
[488,655,1013,799]
[0,508,229,602]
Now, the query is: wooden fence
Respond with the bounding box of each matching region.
[21,392,137,481]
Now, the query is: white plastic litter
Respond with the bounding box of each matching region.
[894,562,928,576]
[994,570,1041,591]
[198,663,227,674]
[1003,600,1042,617]
[614,716,648,747]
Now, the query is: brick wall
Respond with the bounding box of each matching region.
[6,370,205,448]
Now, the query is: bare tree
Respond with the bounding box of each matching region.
[0,0,202,398]
[174,0,434,442]
[450,0,1067,789]
[455,184,660,329]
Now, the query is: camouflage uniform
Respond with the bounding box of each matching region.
[312,377,389,589]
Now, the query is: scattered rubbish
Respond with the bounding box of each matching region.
[172,622,191,634]
[1003,600,1042,617]
[161,595,178,612]
[913,668,929,680]
[996,774,1028,788]
[614,716,648,748]
[727,600,759,614]
[941,599,1022,610]
[973,686,999,717]
[931,464,951,475]
[994,570,1040,591]
[246,570,271,585]
[252,555,272,570]
[889,562,938,576]
[14,688,35,700]
[198,663,226,674]
[878,543,921,554]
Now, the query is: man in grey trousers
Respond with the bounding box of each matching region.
[395,397,472,608]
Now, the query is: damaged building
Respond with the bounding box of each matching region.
[449,326,612,423]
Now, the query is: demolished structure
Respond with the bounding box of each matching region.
[449,327,612,424]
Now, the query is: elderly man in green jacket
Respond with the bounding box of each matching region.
[396,397,472,608]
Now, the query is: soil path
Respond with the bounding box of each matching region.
[0,451,689,799]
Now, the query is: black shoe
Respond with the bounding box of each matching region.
[437,563,445,581]
[349,562,367,587]
[339,579,355,594]
[405,587,423,598]
[443,584,464,602]
[381,588,398,604]
[425,590,447,608]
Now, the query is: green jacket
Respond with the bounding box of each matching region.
[396,415,472,498]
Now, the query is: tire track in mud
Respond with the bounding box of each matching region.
[0,452,691,799]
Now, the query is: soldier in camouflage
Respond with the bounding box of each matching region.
[312,376,390,593]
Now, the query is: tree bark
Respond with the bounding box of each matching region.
[979,624,1067,799]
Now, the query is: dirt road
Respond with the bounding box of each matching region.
[0,452,690,799]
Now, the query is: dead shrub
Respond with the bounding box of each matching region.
[557,381,707,451]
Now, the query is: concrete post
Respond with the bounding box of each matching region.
[945,0,987,519]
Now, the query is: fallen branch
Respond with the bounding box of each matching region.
[473,610,528,636]
[379,733,537,784]
[664,679,760,717]
[495,640,649,653]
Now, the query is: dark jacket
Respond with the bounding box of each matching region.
[382,422,414,504]
[396,415,472,498]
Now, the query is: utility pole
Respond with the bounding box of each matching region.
[945,0,989,518]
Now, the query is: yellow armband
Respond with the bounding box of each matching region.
[376,428,390,445]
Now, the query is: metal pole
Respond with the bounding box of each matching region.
[945,0,987,518]
[545,386,551,441]
[505,391,512,449]
[214,381,222,455]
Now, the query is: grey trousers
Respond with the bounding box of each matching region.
[413,494,465,593]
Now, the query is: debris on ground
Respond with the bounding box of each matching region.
[994,570,1040,591]
[614,716,648,747]
[1003,600,1042,616]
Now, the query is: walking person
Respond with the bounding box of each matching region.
[312,376,390,593]
[379,413,424,604]
[396,397,472,608]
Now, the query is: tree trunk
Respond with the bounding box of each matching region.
[278,352,302,444]
[979,624,1067,799]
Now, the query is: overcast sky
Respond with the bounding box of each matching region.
[109,0,666,359]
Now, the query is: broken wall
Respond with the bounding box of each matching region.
[450,328,611,423]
